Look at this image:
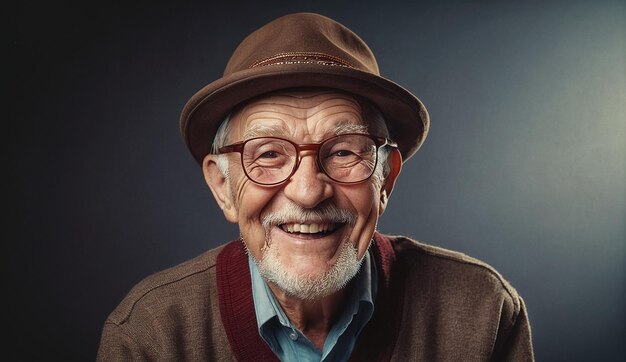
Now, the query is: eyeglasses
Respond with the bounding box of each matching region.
[218,133,396,186]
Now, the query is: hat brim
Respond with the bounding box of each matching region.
[180,63,429,164]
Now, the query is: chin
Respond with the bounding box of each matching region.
[255,240,363,300]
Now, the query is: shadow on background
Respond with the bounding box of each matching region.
[8,0,624,360]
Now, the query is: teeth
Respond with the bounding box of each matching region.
[282,223,335,234]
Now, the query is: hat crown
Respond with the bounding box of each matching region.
[224,13,380,76]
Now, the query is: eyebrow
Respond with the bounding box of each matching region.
[242,123,291,139]
[333,121,368,135]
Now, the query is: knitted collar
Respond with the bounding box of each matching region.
[216,232,403,361]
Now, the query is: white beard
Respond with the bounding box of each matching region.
[240,201,362,300]
[253,239,363,300]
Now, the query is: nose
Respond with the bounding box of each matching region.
[282,153,333,208]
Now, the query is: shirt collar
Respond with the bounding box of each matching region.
[248,248,377,338]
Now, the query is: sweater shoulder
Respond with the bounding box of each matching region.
[386,234,521,312]
[106,244,226,326]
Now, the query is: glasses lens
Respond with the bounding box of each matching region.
[242,138,297,185]
[320,134,378,183]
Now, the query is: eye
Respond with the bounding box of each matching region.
[259,151,279,158]
[252,140,289,160]
[333,150,355,157]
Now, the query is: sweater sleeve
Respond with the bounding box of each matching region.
[491,296,534,361]
[96,321,148,361]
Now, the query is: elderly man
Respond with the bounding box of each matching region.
[97,13,534,361]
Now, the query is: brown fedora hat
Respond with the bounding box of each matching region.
[180,12,429,164]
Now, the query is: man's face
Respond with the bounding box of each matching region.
[204,90,400,299]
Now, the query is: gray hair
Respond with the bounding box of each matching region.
[211,114,232,179]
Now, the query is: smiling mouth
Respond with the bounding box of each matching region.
[279,222,341,235]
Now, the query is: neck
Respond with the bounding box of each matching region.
[267,282,350,350]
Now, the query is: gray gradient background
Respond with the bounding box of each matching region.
[9,0,625,360]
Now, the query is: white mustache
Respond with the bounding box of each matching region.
[261,202,357,230]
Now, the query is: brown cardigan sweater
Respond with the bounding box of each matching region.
[97,233,534,361]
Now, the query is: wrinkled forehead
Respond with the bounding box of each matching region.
[228,88,388,141]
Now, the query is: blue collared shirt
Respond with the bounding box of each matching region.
[249,249,377,362]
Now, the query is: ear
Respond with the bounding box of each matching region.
[378,148,402,215]
[202,154,238,223]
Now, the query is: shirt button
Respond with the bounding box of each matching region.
[289,331,298,340]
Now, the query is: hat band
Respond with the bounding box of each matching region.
[250,52,355,69]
